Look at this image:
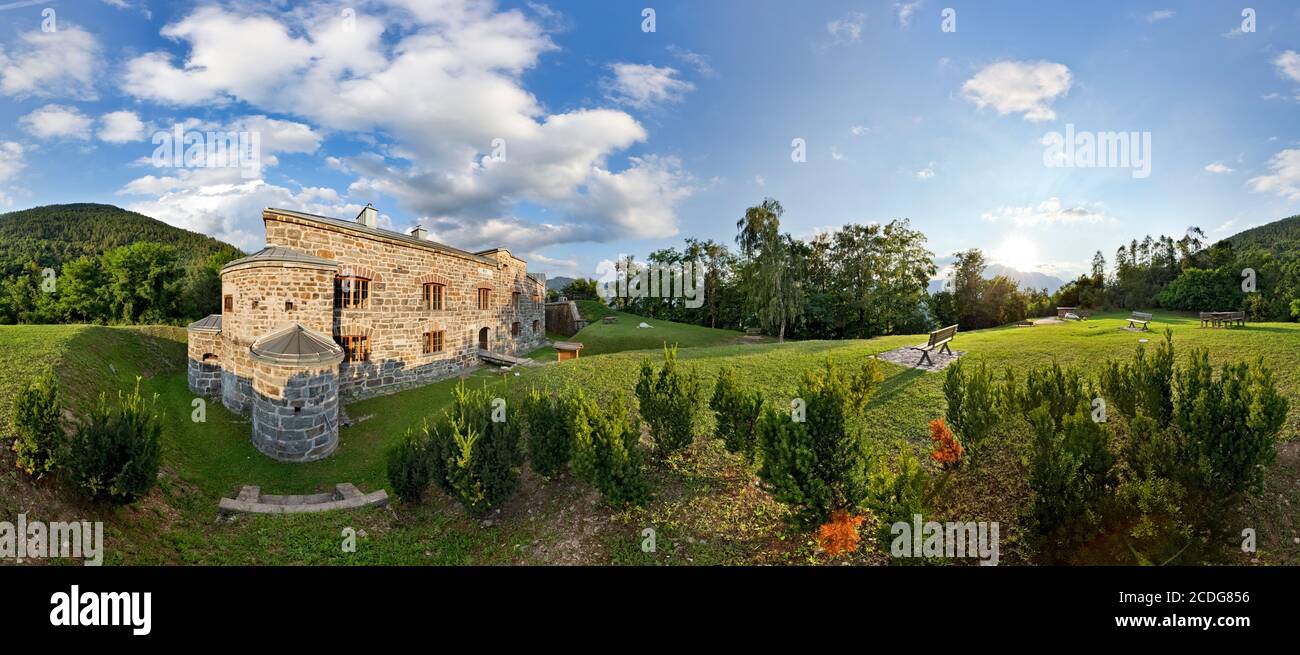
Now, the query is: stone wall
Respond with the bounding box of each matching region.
[186,329,223,396]
[261,210,547,399]
[544,300,587,336]
[250,359,340,462]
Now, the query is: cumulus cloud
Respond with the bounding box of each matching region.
[603,63,695,109]
[1274,50,1300,83]
[1248,149,1300,200]
[667,45,714,77]
[825,12,865,46]
[98,111,147,143]
[0,26,101,100]
[20,104,93,139]
[962,60,1073,122]
[1204,162,1233,174]
[980,198,1115,226]
[896,1,922,28]
[1144,10,1175,23]
[0,142,26,182]
[116,1,696,253]
[915,163,935,179]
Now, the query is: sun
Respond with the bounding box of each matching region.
[991,235,1041,272]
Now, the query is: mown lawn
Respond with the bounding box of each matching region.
[3,309,1298,565]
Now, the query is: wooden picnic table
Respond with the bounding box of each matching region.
[553,341,583,361]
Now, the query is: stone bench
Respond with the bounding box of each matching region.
[218,483,389,515]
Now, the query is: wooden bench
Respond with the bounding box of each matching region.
[744,327,763,337]
[910,324,958,367]
[1127,311,1153,330]
[1198,311,1216,328]
[1227,311,1245,327]
[553,341,583,362]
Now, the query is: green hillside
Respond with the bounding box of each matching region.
[0,203,241,277]
[1219,214,1300,258]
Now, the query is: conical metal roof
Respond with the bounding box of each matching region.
[187,314,222,332]
[221,246,337,273]
[250,323,344,365]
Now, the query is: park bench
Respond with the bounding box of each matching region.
[745,327,763,336]
[1198,311,1216,328]
[1127,311,1153,331]
[1227,311,1246,327]
[553,341,583,362]
[910,324,958,367]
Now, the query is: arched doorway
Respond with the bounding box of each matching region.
[478,327,489,350]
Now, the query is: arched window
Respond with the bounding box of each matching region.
[335,275,370,309]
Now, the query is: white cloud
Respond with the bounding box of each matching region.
[1144,10,1175,23]
[527,251,579,276]
[0,142,26,182]
[754,175,766,186]
[115,2,697,253]
[980,198,1115,226]
[97,111,147,143]
[1248,148,1300,200]
[603,63,694,109]
[0,26,101,100]
[1274,50,1300,83]
[830,146,847,161]
[850,124,873,136]
[915,163,935,179]
[667,45,714,77]
[1204,162,1233,174]
[962,60,1073,122]
[20,104,93,140]
[1212,220,1236,234]
[895,1,922,28]
[826,12,865,46]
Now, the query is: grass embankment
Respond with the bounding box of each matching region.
[3,310,1299,564]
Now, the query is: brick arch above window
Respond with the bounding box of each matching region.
[334,324,373,338]
[421,320,448,333]
[416,273,450,286]
[473,282,493,291]
[336,263,381,282]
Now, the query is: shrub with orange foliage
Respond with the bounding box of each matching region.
[818,510,866,557]
[929,417,963,469]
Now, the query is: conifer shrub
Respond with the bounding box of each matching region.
[756,359,881,526]
[943,359,998,456]
[1021,405,1114,558]
[523,386,570,478]
[635,344,703,457]
[68,378,162,504]
[386,426,433,502]
[868,446,931,558]
[709,366,764,463]
[11,372,63,480]
[567,388,647,506]
[424,382,523,515]
[1101,329,1175,423]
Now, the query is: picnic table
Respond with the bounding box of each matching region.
[553,341,584,361]
[1200,311,1245,328]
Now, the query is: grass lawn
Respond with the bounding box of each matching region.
[3,309,1299,565]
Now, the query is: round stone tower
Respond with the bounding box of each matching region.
[248,324,345,462]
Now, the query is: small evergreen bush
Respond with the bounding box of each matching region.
[868,446,931,558]
[568,388,647,506]
[69,378,162,504]
[425,382,523,515]
[1021,405,1113,558]
[11,372,63,479]
[635,344,703,457]
[709,367,764,463]
[943,359,998,456]
[386,426,433,502]
[523,386,571,478]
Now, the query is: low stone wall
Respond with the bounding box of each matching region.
[250,360,340,462]
[186,329,223,396]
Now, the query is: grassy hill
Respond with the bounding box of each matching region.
[529,299,747,360]
[3,309,1299,565]
[1219,214,1300,258]
[0,203,241,277]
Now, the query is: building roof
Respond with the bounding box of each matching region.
[221,246,339,273]
[187,314,222,332]
[264,207,506,267]
[249,323,344,366]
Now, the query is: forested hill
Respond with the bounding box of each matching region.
[0,203,241,277]
[1218,214,1300,258]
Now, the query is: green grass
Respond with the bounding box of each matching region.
[555,300,744,357]
[4,309,1299,565]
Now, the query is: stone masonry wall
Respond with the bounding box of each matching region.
[262,211,547,399]
[186,330,223,397]
[250,359,340,462]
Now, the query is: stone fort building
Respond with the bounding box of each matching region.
[187,205,547,462]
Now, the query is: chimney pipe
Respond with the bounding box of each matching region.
[357,203,378,228]
[410,225,428,240]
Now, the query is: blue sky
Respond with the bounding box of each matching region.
[0,0,1297,282]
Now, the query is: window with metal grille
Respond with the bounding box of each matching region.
[337,334,370,362]
[335,276,370,309]
[423,330,445,354]
[423,283,444,310]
